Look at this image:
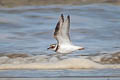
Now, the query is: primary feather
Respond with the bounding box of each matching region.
[54,14,71,45]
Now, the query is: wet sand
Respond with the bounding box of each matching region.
[0,78,120,80]
[0,0,120,7]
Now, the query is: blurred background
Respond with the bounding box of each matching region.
[0,0,120,55]
[0,0,120,7]
[0,0,120,78]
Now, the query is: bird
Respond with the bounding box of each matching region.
[48,14,84,53]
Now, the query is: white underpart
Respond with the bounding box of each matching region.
[57,43,83,53]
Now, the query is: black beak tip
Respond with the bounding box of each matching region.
[47,48,50,50]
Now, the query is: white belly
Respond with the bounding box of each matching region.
[57,44,79,53]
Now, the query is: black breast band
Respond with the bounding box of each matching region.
[55,45,59,52]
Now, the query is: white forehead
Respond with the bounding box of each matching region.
[51,44,56,46]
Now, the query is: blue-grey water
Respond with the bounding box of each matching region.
[0,4,120,79]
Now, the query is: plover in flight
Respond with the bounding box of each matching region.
[48,14,84,53]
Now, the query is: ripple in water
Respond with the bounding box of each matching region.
[0,4,120,70]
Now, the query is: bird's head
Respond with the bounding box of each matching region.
[47,44,57,51]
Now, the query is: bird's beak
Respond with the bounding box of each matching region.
[47,47,50,50]
[79,47,85,50]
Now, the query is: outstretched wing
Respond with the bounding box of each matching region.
[54,14,71,45]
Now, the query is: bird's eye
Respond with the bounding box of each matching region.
[51,46,55,48]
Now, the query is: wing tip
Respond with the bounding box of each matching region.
[67,15,70,19]
[61,14,70,21]
[61,14,63,17]
[61,14,64,22]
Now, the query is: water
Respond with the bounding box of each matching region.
[0,3,120,79]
